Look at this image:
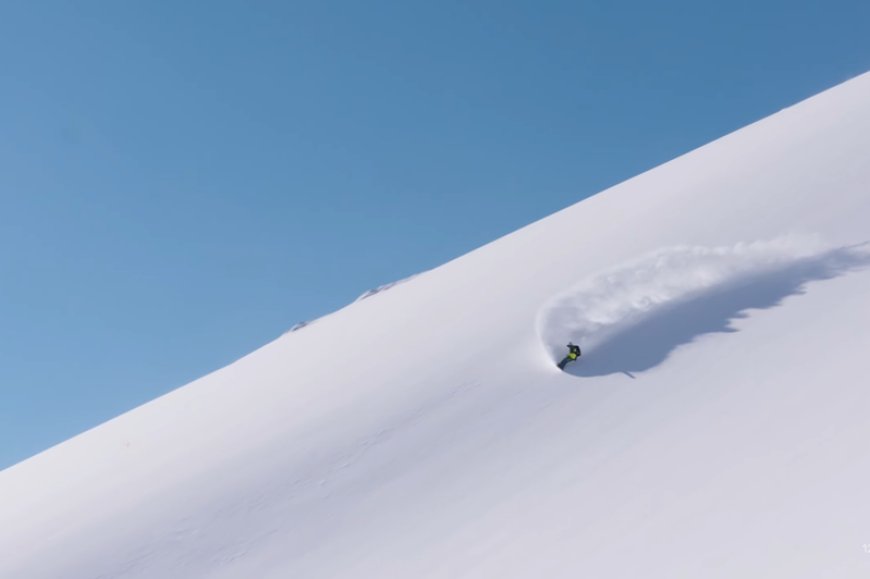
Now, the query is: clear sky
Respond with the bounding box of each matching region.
[1,0,867,469]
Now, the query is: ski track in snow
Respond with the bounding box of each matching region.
[537,237,870,374]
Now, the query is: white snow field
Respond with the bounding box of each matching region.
[3,72,870,579]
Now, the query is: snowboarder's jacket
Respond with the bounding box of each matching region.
[566,344,581,360]
[558,343,582,370]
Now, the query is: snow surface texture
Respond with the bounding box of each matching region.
[3,72,870,579]
[537,238,870,377]
[355,273,421,302]
[286,273,422,334]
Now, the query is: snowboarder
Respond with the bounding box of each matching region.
[557,343,582,370]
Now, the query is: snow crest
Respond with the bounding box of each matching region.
[536,236,865,365]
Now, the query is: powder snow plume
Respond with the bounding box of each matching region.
[536,236,866,365]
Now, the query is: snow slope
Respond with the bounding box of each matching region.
[3,73,870,578]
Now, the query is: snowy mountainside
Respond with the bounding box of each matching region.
[2,72,870,578]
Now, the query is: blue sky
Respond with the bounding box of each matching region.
[1,0,868,469]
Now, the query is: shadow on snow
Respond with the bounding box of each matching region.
[565,245,870,379]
